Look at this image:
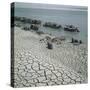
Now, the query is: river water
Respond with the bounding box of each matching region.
[15,7,88,43]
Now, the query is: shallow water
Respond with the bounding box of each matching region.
[15,8,88,43]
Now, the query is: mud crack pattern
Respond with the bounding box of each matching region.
[13,49,85,87]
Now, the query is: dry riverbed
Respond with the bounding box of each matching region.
[13,27,88,87]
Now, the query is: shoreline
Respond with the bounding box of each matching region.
[14,16,87,44]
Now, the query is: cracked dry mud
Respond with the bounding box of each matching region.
[13,27,87,87]
[14,49,85,87]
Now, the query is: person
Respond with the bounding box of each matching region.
[47,41,53,49]
[79,40,82,44]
